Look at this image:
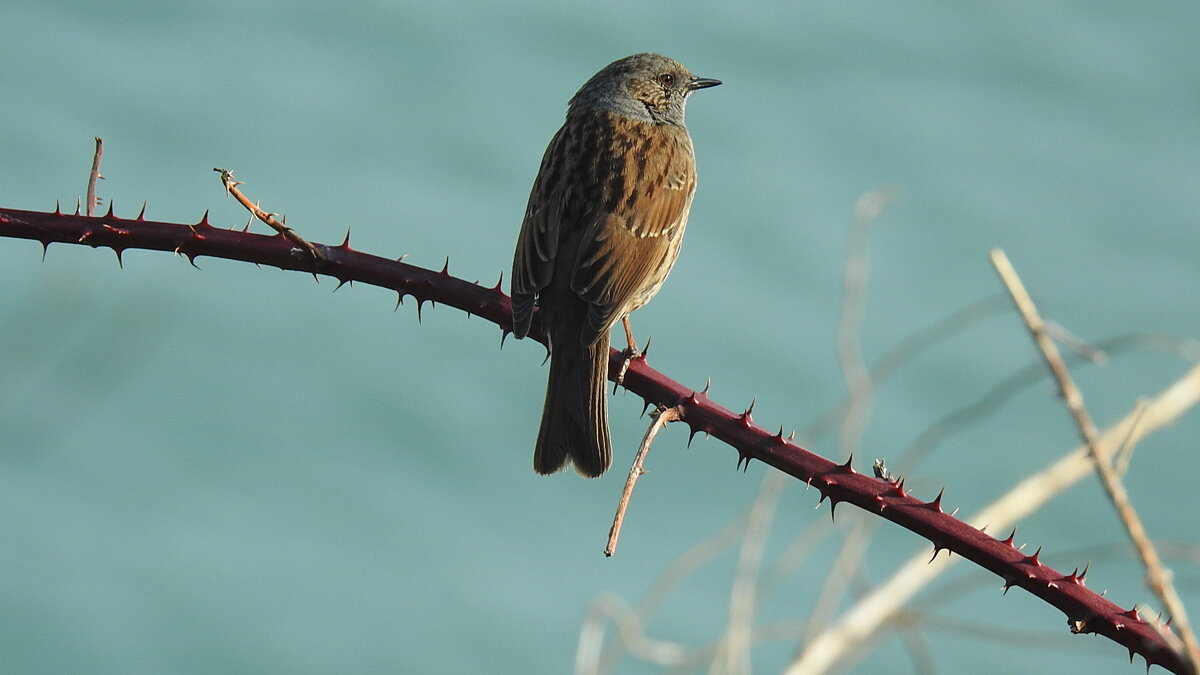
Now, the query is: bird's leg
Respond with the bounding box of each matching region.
[622,316,639,356]
[615,316,650,389]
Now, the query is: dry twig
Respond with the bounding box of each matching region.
[788,361,1200,674]
[836,189,893,455]
[990,248,1200,672]
[605,406,681,557]
[212,167,321,260]
[86,137,104,217]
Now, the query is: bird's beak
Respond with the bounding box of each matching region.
[687,77,722,91]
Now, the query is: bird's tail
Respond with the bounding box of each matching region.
[533,334,612,477]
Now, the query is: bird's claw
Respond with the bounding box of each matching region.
[614,336,651,391]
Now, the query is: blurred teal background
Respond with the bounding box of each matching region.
[2,1,1198,673]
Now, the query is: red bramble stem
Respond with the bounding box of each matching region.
[0,204,1190,674]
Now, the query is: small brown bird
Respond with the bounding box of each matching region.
[511,53,720,477]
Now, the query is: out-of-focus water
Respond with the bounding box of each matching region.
[2,1,1197,672]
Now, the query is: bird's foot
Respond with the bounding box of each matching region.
[615,335,651,390]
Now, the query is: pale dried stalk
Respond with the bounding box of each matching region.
[990,249,1199,671]
[605,406,681,557]
[787,361,1200,674]
[212,167,321,259]
[86,137,104,217]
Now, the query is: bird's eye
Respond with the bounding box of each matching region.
[657,73,674,87]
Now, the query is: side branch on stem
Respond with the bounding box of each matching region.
[606,406,682,557]
[213,167,322,260]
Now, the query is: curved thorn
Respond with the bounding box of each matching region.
[1002,528,1017,546]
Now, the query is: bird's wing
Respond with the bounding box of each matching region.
[571,123,696,343]
[511,124,571,338]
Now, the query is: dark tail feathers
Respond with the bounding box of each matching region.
[533,335,611,477]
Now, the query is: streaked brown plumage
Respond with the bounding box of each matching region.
[511,53,720,477]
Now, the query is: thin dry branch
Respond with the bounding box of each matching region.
[606,406,681,557]
[788,361,1200,674]
[990,248,1200,671]
[836,189,893,455]
[213,167,321,260]
[712,469,787,675]
[582,503,757,673]
[86,137,104,217]
[1114,399,1150,476]
[800,188,890,661]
